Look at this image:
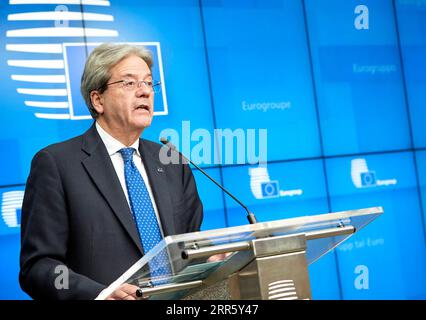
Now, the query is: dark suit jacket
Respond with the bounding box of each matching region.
[19,123,203,300]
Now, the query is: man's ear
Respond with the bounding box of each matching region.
[90,90,105,115]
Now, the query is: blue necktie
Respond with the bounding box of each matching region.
[119,147,171,284]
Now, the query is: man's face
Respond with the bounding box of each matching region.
[97,55,154,132]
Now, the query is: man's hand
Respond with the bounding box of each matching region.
[207,252,233,263]
[105,283,141,300]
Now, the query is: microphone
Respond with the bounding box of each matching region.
[160,137,258,225]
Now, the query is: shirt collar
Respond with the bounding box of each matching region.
[95,122,140,157]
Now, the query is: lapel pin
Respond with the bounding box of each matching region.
[157,167,164,173]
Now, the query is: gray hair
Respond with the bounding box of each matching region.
[80,43,153,118]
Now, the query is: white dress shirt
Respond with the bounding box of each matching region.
[95,122,164,237]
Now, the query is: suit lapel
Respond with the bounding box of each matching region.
[81,124,144,255]
[139,140,176,237]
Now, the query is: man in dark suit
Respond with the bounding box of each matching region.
[19,43,203,300]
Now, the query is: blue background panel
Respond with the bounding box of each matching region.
[326,152,426,299]
[395,0,426,148]
[416,150,426,234]
[0,185,28,300]
[202,0,321,162]
[305,0,411,155]
[308,251,341,300]
[221,160,330,227]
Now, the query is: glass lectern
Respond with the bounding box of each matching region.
[96,207,383,300]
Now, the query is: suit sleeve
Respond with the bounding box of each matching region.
[19,149,106,300]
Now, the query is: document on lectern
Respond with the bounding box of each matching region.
[96,207,383,300]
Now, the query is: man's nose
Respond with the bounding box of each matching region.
[135,83,151,97]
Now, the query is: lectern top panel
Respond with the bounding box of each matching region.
[97,207,383,300]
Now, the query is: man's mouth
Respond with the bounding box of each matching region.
[135,104,150,112]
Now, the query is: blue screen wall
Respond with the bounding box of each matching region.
[0,0,425,300]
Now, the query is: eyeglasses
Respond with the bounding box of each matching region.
[104,79,161,93]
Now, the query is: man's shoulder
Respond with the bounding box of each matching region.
[35,132,85,159]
